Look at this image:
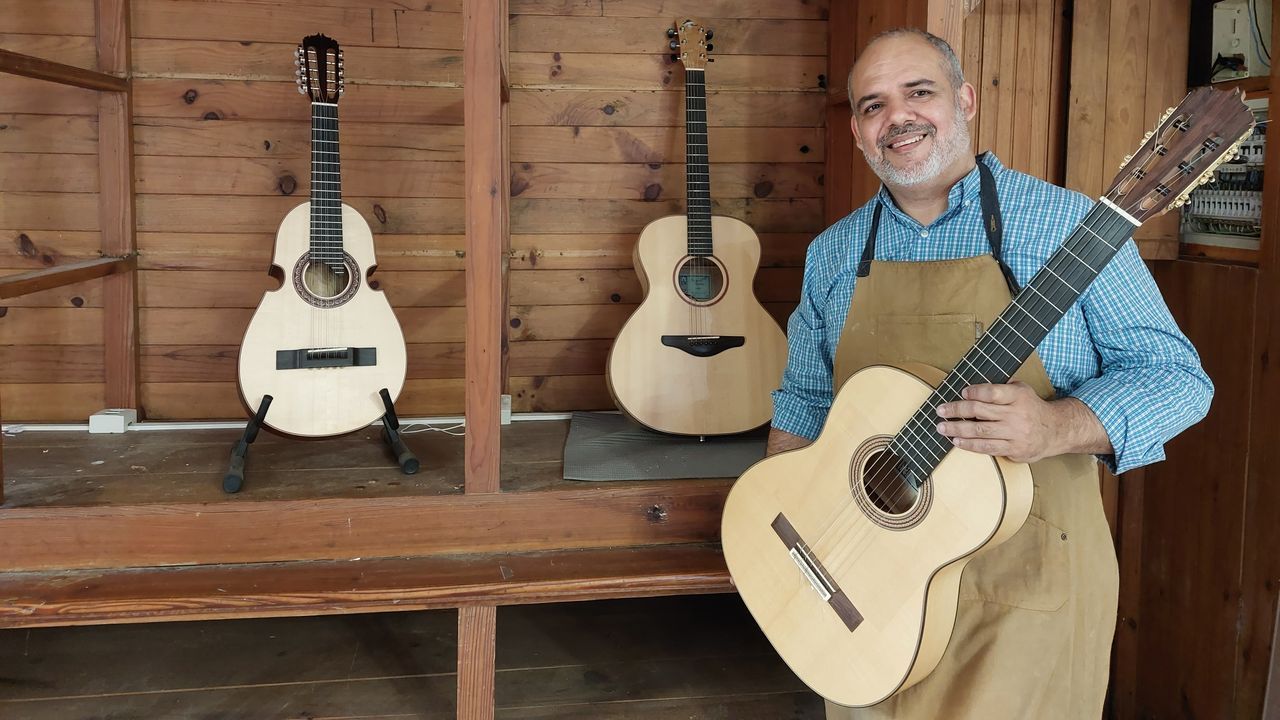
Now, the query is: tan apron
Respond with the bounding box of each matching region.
[824,171,1119,719]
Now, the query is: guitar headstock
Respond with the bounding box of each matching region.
[295,34,344,102]
[1105,86,1255,223]
[667,19,713,69]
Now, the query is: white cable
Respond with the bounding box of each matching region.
[1,411,574,435]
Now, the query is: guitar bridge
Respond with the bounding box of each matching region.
[276,346,378,370]
[772,513,864,632]
[660,335,745,358]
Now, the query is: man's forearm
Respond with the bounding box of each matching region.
[1049,397,1114,457]
[766,427,812,456]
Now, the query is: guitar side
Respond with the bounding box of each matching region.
[238,203,407,437]
[607,215,788,436]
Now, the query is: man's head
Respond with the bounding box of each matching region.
[847,29,977,190]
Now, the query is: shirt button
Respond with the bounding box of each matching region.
[920,230,930,238]
[963,200,971,207]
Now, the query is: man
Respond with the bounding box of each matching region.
[768,28,1212,719]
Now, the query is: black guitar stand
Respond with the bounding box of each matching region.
[222,388,420,494]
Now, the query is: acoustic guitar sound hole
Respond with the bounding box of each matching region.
[304,261,351,299]
[675,256,726,305]
[292,253,360,309]
[861,449,920,516]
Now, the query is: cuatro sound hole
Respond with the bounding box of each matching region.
[675,256,726,304]
[860,448,921,516]
[304,261,351,299]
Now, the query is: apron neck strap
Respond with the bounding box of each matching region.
[857,154,1019,295]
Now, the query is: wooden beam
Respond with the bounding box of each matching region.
[824,0,856,224]
[0,544,731,628]
[0,480,731,572]
[0,257,134,300]
[0,48,127,93]
[97,0,140,411]
[458,605,497,720]
[1238,4,1280,715]
[463,0,510,494]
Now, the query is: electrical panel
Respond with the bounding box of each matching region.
[1181,96,1268,251]
[1211,0,1272,82]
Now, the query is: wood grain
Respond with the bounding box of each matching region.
[463,0,508,495]
[0,545,731,627]
[458,605,498,720]
[509,88,825,127]
[0,48,126,92]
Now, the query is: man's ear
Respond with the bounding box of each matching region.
[958,81,978,122]
[850,114,865,153]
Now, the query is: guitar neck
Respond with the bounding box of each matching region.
[310,101,343,266]
[892,199,1140,483]
[685,68,712,257]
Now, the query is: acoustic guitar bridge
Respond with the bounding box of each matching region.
[660,335,745,357]
[276,346,377,370]
[772,513,864,632]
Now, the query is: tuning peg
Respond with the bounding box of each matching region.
[667,27,677,38]
[298,86,307,95]
[706,43,714,52]
[706,29,714,40]
[671,54,679,62]
[669,39,679,50]
[1120,153,1133,169]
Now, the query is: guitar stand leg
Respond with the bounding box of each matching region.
[224,395,272,494]
[379,388,420,475]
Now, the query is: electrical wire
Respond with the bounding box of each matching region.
[1250,0,1271,67]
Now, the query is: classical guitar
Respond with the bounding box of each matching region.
[606,19,788,436]
[721,86,1254,706]
[237,34,407,437]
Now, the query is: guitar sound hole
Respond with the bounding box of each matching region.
[861,449,921,516]
[676,257,725,304]
[303,261,352,300]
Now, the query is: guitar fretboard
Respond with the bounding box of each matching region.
[685,68,712,257]
[310,101,343,267]
[889,199,1140,487]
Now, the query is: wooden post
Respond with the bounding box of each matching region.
[463,0,509,495]
[97,0,139,411]
[457,605,498,720]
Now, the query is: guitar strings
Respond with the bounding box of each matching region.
[800,201,1132,577]
[836,203,1128,557]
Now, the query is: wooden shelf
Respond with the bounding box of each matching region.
[1179,242,1261,266]
[1207,75,1271,97]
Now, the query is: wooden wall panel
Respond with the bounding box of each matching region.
[1065,0,1188,257]
[507,4,827,412]
[0,21,106,421]
[1126,261,1257,720]
[125,0,465,419]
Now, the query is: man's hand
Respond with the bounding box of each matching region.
[935,381,1113,463]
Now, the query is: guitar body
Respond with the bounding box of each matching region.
[238,202,407,437]
[607,214,788,436]
[721,364,1032,707]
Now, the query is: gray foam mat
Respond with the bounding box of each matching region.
[563,411,768,481]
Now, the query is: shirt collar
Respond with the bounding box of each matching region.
[874,152,1004,229]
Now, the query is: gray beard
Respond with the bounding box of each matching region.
[864,104,971,188]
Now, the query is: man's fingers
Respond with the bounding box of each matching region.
[936,419,1010,440]
[936,399,1004,420]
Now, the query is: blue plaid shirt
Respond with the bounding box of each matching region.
[771,154,1212,474]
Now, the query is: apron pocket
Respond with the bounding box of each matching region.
[959,512,1071,612]
[872,314,981,369]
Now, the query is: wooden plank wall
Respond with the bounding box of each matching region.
[1064,0,1188,257]
[126,0,466,420]
[0,4,108,420]
[2,0,826,421]
[505,0,828,412]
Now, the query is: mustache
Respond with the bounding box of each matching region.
[878,123,936,149]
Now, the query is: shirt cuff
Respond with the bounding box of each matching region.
[1069,377,1163,474]
[770,389,827,441]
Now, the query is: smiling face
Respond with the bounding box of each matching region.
[849,34,977,190]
